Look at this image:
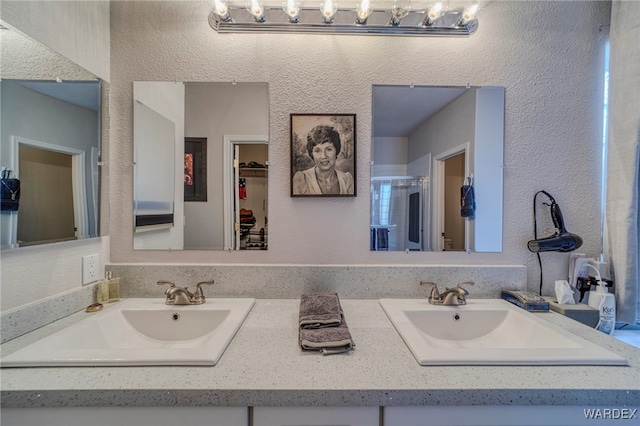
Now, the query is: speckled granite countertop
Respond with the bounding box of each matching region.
[1,300,639,408]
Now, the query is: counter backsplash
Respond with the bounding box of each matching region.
[1,264,526,343]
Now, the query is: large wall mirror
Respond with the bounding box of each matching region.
[0,24,102,249]
[371,85,504,253]
[133,81,269,251]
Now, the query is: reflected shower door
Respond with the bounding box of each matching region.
[371,177,428,251]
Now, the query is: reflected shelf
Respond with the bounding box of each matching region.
[239,167,268,177]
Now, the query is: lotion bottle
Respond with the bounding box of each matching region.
[95,278,109,304]
[104,271,120,303]
[584,262,616,335]
[588,281,616,335]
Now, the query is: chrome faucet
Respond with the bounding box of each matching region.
[157,280,215,305]
[420,281,474,306]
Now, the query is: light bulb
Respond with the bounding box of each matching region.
[458,2,480,25]
[356,0,373,24]
[390,0,411,26]
[321,0,338,24]
[282,0,300,22]
[247,0,265,22]
[424,2,445,25]
[212,0,231,21]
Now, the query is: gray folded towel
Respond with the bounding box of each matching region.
[299,293,355,355]
[300,324,354,355]
[299,293,343,329]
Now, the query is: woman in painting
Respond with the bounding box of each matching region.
[292,125,354,195]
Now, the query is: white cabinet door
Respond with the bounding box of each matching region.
[1,406,248,426]
[253,406,379,426]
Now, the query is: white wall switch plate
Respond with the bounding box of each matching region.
[82,254,100,285]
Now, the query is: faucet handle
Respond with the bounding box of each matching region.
[420,281,441,302]
[157,280,176,294]
[195,280,215,294]
[192,280,215,304]
[456,281,474,295]
[420,281,436,290]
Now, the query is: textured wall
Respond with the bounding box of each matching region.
[0,0,110,81]
[0,29,95,80]
[109,1,610,295]
[0,1,111,311]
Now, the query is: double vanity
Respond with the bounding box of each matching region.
[2,286,627,369]
[1,276,639,425]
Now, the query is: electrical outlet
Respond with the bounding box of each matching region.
[82,254,100,285]
[570,257,593,289]
[568,253,585,285]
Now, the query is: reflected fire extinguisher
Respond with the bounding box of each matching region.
[239,178,247,200]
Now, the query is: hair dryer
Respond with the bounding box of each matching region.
[527,192,583,253]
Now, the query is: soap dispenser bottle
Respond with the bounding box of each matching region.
[588,280,615,335]
[95,277,109,304]
[101,271,120,303]
[104,271,120,303]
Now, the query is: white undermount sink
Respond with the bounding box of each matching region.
[379,298,628,366]
[1,298,255,367]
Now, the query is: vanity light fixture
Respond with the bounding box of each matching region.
[356,0,373,25]
[321,0,338,23]
[209,1,481,37]
[457,1,480,26]
[247,0,266,22]
[389,0,411,26]
[283,0,300,22]
[212,0,232,22]
[423,1,446,26]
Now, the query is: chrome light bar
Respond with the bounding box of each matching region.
[209,6,479,37]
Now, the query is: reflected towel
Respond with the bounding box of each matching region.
[460,184,475,218]
[299,293,342,329]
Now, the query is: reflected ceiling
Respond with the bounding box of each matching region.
[373,85,467,137]
[17,81,101,111]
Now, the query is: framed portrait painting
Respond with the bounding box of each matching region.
[290,113,357,197]
[184,137,207,202]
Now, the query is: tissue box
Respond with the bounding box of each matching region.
[543,297,599,328]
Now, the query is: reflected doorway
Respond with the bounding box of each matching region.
[4,136,89,248]
[18,145,76,245]
[443,153,465,251]
[223,135,268,250]
[235,144,268,250]
[433,142,469,252]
